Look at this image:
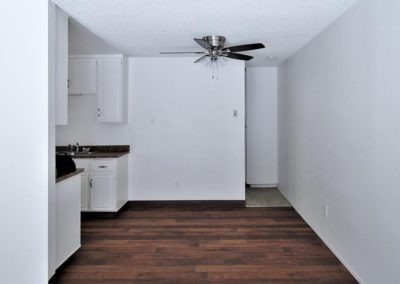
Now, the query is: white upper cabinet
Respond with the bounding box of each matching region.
[68,54,127,123]
[97,57,124,123]
[68,57,97,95]
[54,7,68,125]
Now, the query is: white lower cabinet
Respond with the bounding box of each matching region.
[91,173,115,210]
[74,156,128,212]
[56,174,81,268]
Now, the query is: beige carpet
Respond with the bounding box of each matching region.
[246,187,292,207]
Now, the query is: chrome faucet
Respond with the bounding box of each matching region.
[67,144,73,152]
[75,142,80,152]
[67,142,80,152]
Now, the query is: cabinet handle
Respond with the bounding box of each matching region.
[98,166,107,168]
[89,178,92,188]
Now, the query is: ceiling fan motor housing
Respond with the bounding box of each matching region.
[203,35,226,49]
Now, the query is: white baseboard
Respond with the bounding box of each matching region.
[248,184,278,188]
[278,188,365,284]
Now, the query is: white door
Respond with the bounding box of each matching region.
[80,173,90,211]
[97,57,123,122]
[90,173,115,211]
[68,58,97,95]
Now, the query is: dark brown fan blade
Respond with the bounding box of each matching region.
[160,51,206,54]
[194,55,209,63]
[194,38,211,49]
[225,53,253,61]
[222,43,265,52]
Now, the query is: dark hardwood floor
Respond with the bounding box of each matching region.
[56,203,357,284]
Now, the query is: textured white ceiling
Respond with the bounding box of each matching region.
[53,0,358,66]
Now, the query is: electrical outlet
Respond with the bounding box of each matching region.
[175,181,181,189]
[324,204,329,218]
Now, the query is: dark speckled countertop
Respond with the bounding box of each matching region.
[70,152,129,158]
[56,145,130,159]
[56,168,84,183]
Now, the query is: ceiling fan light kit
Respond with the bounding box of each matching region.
[160,35,265,79]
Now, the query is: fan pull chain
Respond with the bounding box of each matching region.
[211,61,219,80]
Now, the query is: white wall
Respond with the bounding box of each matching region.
[0,1,49,283]
[56,94,132,145]
[278,0,400,283]
[246,67,277,186]
[57,57,246,200]
[48,1,56,279]
[131,58,245,200]
[55,7,69,125]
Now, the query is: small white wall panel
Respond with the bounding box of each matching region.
[80,173,90,211]
[246,67,278,186]
[117,155,129,210]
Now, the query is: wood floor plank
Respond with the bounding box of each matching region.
[55,204,357,283]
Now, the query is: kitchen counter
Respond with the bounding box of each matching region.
[71,152,129,159]
[56,168,84,183]
[56,145,130,159]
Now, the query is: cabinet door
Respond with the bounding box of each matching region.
[80,173,90,211]
[90,173,115,211]
[97,57,123,122]
[68,58,97,95]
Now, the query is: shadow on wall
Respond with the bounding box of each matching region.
[69,18,120,54]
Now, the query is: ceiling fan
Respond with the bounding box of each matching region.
[160,35,265,63]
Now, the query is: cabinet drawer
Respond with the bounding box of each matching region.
[90,160,116,172]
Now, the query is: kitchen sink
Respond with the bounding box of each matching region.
[59,151,94,157]
[71,151,94,157]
